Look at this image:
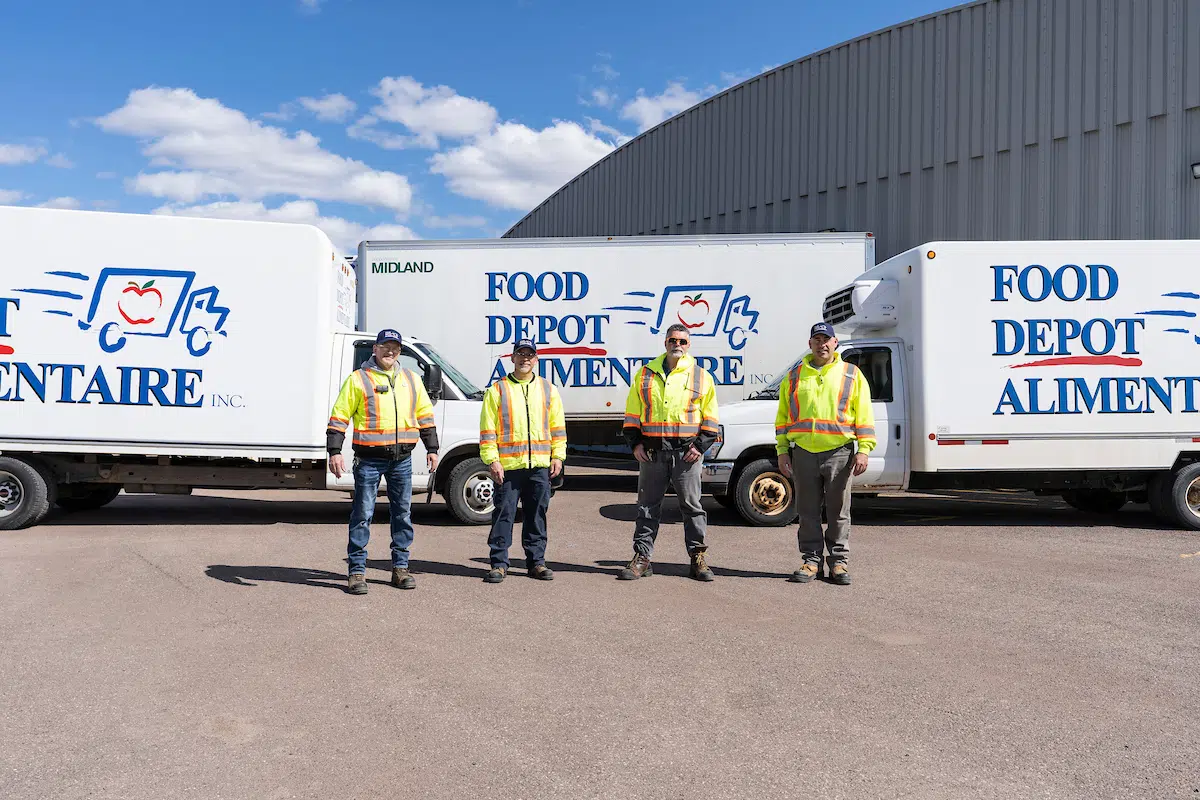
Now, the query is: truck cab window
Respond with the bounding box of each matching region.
[842,347,893,403]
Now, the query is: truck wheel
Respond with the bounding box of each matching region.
[1147,473,1178,526]
[56,486,121,513]
[445,458,494,525]
[0,456,57,530]
[734,458,797,527]
[1061,489,1127,515]
[1164,463,1200,531]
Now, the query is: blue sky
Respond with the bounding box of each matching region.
[0,0,951,251]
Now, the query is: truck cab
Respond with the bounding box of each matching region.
[326,332,494,524]
[703,338,909,526]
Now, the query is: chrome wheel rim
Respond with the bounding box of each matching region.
[1187,476,1200,519]
[0,471,23,518]
[750,471,791,516]
[463,471,495,515]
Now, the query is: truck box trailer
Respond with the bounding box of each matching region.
[356,234,875,456]
[707,240,1200,529]
[0,206,488,529]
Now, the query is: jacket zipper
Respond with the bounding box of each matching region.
[522,380,533,468]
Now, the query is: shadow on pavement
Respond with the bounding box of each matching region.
[595,559,791,580]
[205,564,349,590]
[467,556,620,577]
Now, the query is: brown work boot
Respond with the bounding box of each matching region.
[828,562,851,586]
[788,562,820,584]
[689,551,715,582]
[528,564,554,581]
[484,565,507,584]
[391,568,416,590]
[347,573,367,595]
[617,554,652,580]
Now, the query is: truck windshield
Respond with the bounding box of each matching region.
[748,354,807,400]
[418,343,485,399]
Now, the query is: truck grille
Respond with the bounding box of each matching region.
[823,287,855,325]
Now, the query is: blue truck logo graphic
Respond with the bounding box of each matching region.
[13,267,230,357]
[604,284,761,350]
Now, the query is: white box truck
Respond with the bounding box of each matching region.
[356,234,875,459]
[0,206,489,530]
[708,240,1200,530]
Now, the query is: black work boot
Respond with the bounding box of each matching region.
[689,551,715,582]
[391,568,416,589]
[484,565,507,584]
[617,554,652,580]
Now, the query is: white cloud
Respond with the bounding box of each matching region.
[95,87,413,213]
[38,197,82,210]
[261,104,297,122]
[593,63,619,81]
[350,76,497,149]
[586,87,617,109]
[430,120,613,210]
[152,199,417,254]
[0,144,47,166]
[299,0,323,13]
[586,117,631,146]
[299,93,357,122]
[0,189,24,204]
[620,81,707,132]
[46,153,75,169]
[423,214,488,230]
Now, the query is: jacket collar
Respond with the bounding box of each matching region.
[648,352,694,377]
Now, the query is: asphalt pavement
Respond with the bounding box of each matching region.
[1,474,1197,800]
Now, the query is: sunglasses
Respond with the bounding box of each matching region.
[666,337,690,346]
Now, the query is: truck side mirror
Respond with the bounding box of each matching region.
[424,364,444,402]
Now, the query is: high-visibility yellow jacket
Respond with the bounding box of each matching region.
[327,359,438,456]
[774,352,875,455]
[623,353,720,451]
[479,374,567,470]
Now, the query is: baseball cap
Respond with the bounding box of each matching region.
[512,338,538,355]
[810,322,836,339]
[375,328,402,345]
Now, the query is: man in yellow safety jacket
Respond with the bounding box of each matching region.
[327,328,439,595]
[618,323,720,582]
[478,338,566,583]
[775,322,875,586]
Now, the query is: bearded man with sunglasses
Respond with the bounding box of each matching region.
[618,323,720,582]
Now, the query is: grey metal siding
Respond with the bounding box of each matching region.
[505,0,1200,260]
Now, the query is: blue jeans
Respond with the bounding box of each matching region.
[347,456,414,574]
[488,467,550,569]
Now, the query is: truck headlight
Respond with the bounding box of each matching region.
[704,426,724,460]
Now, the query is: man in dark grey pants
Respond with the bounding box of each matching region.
[618,324,721,581]
[775,322,876,585]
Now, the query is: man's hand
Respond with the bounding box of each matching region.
[427,452,439,472]
[329,453,346,478]
[852,452,869,476]
[683,445,703,464]
[550,459,563,478]
[633,443,651,463]
[778,454,792,479]
[488,460,504,484]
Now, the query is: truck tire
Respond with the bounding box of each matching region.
[1147,473,1178,527]
[0,456,57,531]
[1164,463,1200,531]
[56,486,122,513]
[445,457,494,525]
[1061,488,1127,515]
[734,458,797,527]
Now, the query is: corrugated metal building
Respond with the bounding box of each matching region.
[505,0,1200,260]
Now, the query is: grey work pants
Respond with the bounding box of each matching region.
[633,449,707,558]
[790,442,854,566]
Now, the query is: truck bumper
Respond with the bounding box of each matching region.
[701,460,734,495]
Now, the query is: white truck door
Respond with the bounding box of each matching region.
[326,335,373,490]
[841,341,907,490]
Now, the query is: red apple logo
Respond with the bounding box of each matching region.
[118,280,163,325]
[677,293,710,329]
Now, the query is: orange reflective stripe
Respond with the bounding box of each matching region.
[640,367,655,424]
[353,430,418,445]
[496,381,511,445]
[327,417,349,432]
[357,370,379,432]
[836,364,856,423]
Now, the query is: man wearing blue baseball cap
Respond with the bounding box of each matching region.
[327,328,440,595]
[773,321,875,586]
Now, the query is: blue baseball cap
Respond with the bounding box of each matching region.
[375,328,402,345]
[512,338,538,355]
[810,322,836,339]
